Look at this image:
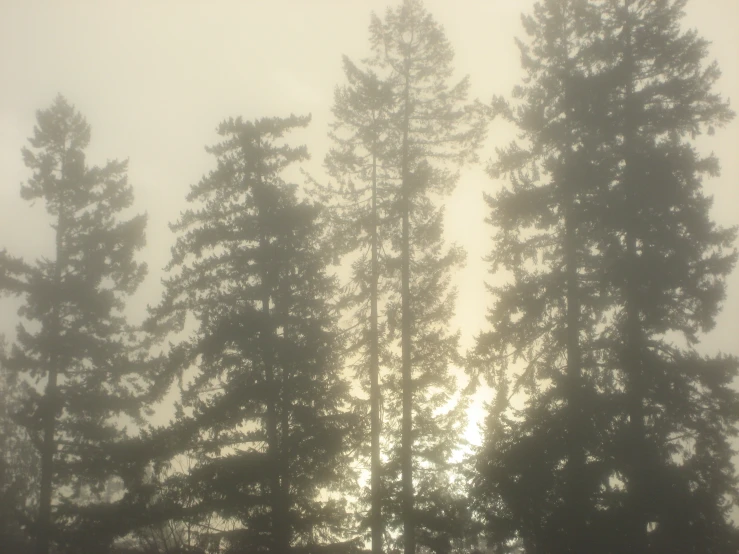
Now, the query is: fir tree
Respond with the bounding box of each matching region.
[323,57,395,553]
[471,1,739,552]
[594,1,738,550]
[147,115,354,553]
[325,1,485,552]
[469,1,618,551]
[0,95,148,554]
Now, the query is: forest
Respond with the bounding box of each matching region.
[1,0,738,553]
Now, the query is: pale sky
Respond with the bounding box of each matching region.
[1,0,737,449]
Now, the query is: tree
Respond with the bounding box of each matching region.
[325,1,485,552]
[147,115,355,554]
[0,95,149,554]
[594,1,738,550]
[469,1,619,551]
[471,1,739,552]
[323,56,395,554]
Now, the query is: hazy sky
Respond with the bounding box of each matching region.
[1,0,737,396]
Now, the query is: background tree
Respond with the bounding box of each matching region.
[0,336,38,554]
[324,1,485,552]
[0,95,149,554]
[322,56,395,554]
[147,115,355,554]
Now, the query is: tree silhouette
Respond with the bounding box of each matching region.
[469,1,618,550]
[147,115,355,553]
[595,1,738,550]
[323,1,485,552]
[471,1,739,552]
[0,95,149,554]
[322,56,395,554]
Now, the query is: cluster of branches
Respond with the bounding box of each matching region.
[0,1,737,554]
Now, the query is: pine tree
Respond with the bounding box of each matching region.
[0,95,149,554]
[594,1,738,550]
[325,1,485,552]
[469,1,618,551]
[471,1,739,552]
[147,115,354,553]
[323,57,395,553]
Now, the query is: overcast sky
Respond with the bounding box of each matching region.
[1,0,737,406]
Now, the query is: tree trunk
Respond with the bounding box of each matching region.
[370,152,383,554]
[622,3,649,548]
[36,148,67,554]
[279,272,292,553]
[561,8,587,550]
[256,135,287,553]
[563,188,586,553]
[400,67,414,554]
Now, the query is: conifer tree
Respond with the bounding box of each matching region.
[323,57,394,553]
[0,95,148,554]
[325,2,485,552]
[469,1,616,551]
[148,115,354,553]
[594,1,738,550]
[471,1,739,552]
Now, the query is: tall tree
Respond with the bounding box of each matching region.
[323,57,395,554]
[0,336,38,554]
[148,115,354,554]
[0,95,149,554]
[595,1,738,550]
[471,1,739,552]
[325,1,485,552]
[469,1,617,551]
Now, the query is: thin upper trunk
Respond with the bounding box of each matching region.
[400,65,414,554]
[256,135,287,553]
[370,151,383,554]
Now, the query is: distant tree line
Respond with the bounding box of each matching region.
[1,1,737,553]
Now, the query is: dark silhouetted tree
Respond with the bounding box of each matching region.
[0,95,149,554]
[147,115,355,554]
[471,1,739,552]
[469,1,617,551]
[594,1,738,551]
